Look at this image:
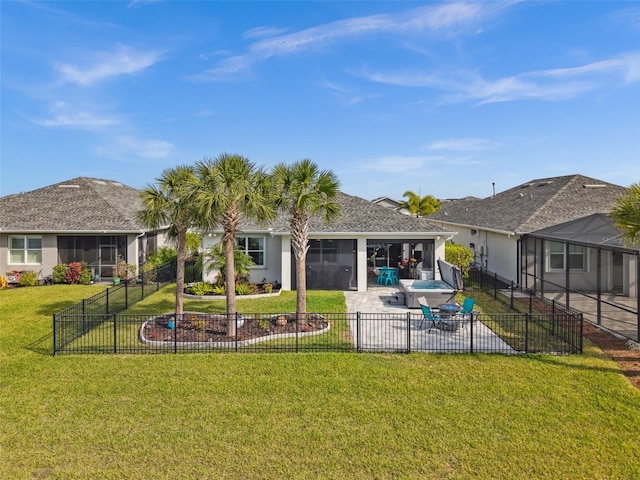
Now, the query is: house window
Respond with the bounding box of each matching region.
[9,235,42,265]
[547,241,586,271]
[308,239,338,264]
[236,236,265,267]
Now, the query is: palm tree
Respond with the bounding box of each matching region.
[397,190,440,217]
[611,182,640,246]
[271,159,341,315]
[138,165,198,316]
[194,154,275,335]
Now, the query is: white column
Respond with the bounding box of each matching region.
[357,237,368,291]
[281,236,292,290]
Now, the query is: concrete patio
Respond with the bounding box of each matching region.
[344,285,515,353]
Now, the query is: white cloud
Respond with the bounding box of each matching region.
[243,26,289,40]
[114,135,174,159]
[195,2,506,81]
[427,138,499,151]
[30,101,120,130]
[365,155,437,173]
[56,45,163,86]
[359,51,640,105]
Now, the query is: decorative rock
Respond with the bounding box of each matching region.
[275,315,288,327]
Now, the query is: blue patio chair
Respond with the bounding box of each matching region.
[419,303,442,331]
[388,267,399,285]
[458,297,476,327]
[376,266,394,285]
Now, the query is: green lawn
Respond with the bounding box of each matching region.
[2,285,640,479]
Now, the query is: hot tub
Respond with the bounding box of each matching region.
[398,279,456,309]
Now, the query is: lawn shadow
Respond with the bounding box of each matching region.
[26,332,54,356]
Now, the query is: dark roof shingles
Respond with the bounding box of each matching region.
[427,174,627,234]
[0,177,145,232]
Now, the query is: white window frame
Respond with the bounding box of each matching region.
[8,235,43,265]
[546,241,587,272]
[235,236,265,268]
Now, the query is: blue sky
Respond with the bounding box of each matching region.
[1,1,639,201]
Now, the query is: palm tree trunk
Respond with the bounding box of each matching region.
[175,228,186,316]
[295,251,307,315]
[224,236,237,336]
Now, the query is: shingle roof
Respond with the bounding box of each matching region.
[427,174,628,234]
[0,177,145,232]
[233,192,453,235]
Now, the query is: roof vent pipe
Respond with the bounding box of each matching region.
[492,182,495,198]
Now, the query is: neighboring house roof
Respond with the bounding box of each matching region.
[528,213,636,250]
[371,196,402,209]
[0,177,145,233]
[230,192,454,235]
[427,174,628,235]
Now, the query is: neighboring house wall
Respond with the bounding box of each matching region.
[1,233,57,280]
[432,222,519,283]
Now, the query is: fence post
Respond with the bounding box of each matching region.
[407,312,411,354]
[510,282,514,310]
[529,291,533,314]
[469,312,474,354]
[235,313,240,353]
[525,313,530,354]
[174,314,178,354]
[357,312,361,353]
[106,287,110,314]
[579,313,584,354]
[113,313,117,354]
[82,299,86,316]
[125,282,128,310]
[493,272,498,299]
[52,314,57,356]
[295,312,299,353]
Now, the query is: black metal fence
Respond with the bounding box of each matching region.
[52,310,582,355]
[53,261,175,353]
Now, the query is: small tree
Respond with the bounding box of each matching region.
[611,182,640,247]
[204,243,255,285]
[445,243,474,280]
[139,165,199,316]
[193,154,275,336]
[271,159,341,315]
[397,190,440,217]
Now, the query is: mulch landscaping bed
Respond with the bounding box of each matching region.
[582,322,640,389]
[142,312,328,343]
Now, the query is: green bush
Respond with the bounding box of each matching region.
[191,282,214,296]
[18,270,37,287]
[445,243,474,279]
[79,268,93,285]
[212,284,226,295]
[52,264,67,284]
[235,282,256,296]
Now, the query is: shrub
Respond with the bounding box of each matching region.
[79,268,93,285]
[147,247,177,265]
[191,282,214,296]
[65,262,83,284]
[445,243,475,280]
[52,264,68,284]
[0,275,7,289]
[212,284,226,295]
[18,270,38,287]
[235,282,256,296]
